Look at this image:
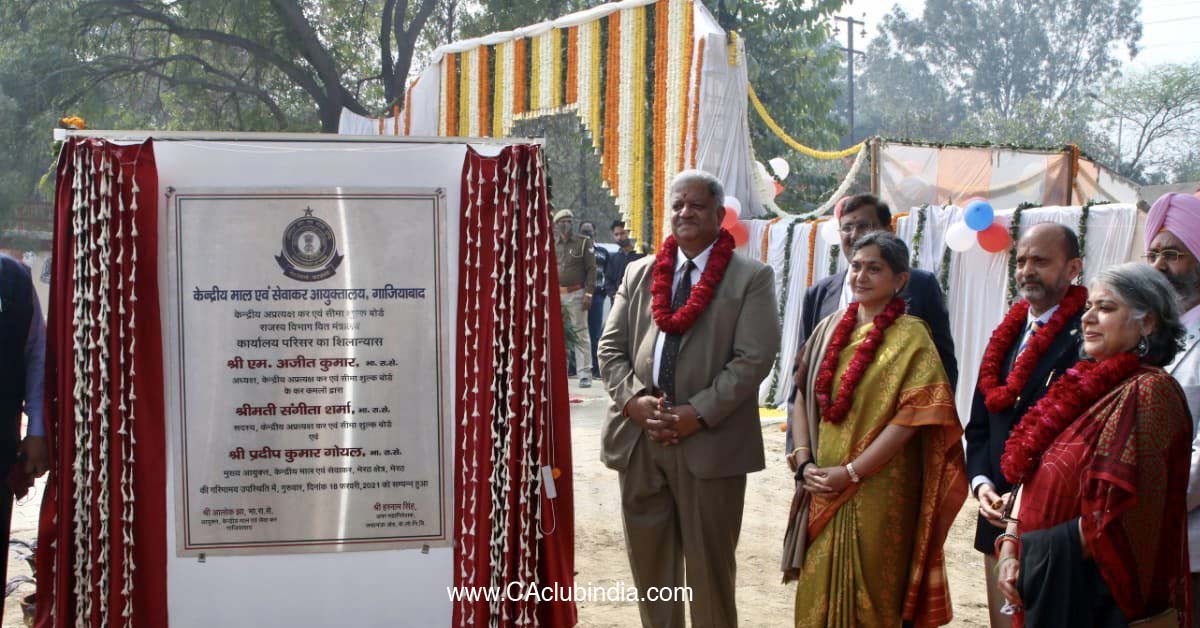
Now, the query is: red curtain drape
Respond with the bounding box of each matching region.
[36,138,167,628]
[454,145,576,627]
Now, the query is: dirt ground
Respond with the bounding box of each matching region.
[0,379,991,627]
[3,477,40,627]
[567,379,992,628]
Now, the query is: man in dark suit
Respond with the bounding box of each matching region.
[0,252,50,612]
[964,223,1085,627]
[787,194,957,450]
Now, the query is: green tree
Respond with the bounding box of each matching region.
[856,0,1142,180]
[457,0,593,37]
[855,30,964,142]
[712,0,847,210]
[4,0,444,134]
[881,0,1140,119]
[1168,151,1200,184]
[1094,63,1200,178]
[0,0,458,220]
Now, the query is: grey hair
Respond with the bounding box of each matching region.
[670,169,724,204]
[1091,262,1186,367]
[852,231,911,276]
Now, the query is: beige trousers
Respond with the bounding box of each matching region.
[561,288,592,378]
[619,432,746,628]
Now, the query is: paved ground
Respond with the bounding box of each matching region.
[1,378,991,627]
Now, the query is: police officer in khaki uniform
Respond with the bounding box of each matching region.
[555,208,597,387]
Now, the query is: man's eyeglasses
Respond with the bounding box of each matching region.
[1143,249,1190,263]
[839,222,876,235]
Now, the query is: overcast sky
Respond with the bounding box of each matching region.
[848,0,1200,70]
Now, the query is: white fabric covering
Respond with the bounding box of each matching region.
[744,203,1139,421]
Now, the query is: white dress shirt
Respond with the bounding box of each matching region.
[652,241,715,388]
[838,269,853,309]
[1171,303,1200,570]
[971,304,1059,497]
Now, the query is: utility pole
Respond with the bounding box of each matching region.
[834,14,866,145]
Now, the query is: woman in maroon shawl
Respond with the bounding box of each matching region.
[996,263,1191,627]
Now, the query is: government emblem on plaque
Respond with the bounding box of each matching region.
[275,207,343,281]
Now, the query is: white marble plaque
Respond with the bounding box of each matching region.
[171,189,450,555]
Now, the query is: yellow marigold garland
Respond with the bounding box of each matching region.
[748,83,864,160]
[551,28,563,108]
[530,35,543,110]
[629,6,647,241]
[676,1,696,171]
[587,21,602,140]
[461,49,475,135]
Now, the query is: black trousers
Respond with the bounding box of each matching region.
[0,474,14,622]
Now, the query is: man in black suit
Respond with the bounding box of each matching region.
[0,252,49,613]
[787,195,957,449]
[964,223,1085,627]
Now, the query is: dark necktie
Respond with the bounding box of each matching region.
[1017,320,1044,355]
[658,260,695,404]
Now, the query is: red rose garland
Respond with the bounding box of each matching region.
[1000,352,1142,484]
[978,285,1088,413]
[814,296,907,424]
[650,229,736,335]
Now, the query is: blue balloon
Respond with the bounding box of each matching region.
[964,200,995,231]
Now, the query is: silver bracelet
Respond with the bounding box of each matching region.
[845,462,861,483]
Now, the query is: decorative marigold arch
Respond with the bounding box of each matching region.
[340,0,763,247]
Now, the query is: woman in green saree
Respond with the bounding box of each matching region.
[783,232,966,627]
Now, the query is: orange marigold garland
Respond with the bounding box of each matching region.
[603,13,621,195]
[403,78,417,135]
[445,53,459,136]
[687,38,705,168]
[677,0,694,172]
[652,4,668,241]
[514,38,528,115]
[566,27,579,105]
[806,218,824,287]
[761,216,782,264]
